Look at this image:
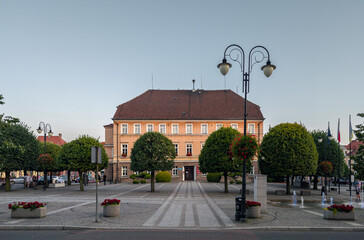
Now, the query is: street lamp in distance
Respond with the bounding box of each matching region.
[37,122,53,191]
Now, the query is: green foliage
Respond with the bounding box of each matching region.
[311,130,346,177]
[130,132,175,172]
[140,179,147,184]
[206,173,221,182]
[132,180,139,184]
[36,142,61,171]
[229,180,234,184]
[156,171,172,182]
[230,134,258,161]
[58,135,108,173]
[144,174,151,179]
[130,174,137,179]
[259,123,318,177]
[354,113,364,179]
[236,180,242,184]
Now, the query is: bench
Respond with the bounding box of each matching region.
[276,190,286,195]
[300,190,311,196]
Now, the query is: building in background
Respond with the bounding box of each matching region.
[104,89,264,182]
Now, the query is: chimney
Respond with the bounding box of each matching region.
[59,133,62,139]
[192,79,196,92]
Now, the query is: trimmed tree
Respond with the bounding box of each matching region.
[57,135,108,191]
[35,141,61,187]
[259,123,318,194]
[0,121,40,191]
[199,127,243,193]
[354,113,364,179]
[130,132,175,192]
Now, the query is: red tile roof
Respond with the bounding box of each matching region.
[345,140,363,156]
[113,89,264,121]
[37,135,67,146]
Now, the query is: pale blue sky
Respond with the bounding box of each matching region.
[0,0,363,144]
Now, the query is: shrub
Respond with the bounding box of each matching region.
[140,179,147,184]
[132,180,139,184]
[156,171,172,182]
[138,172,148,178]
[229,180,234,184]
[130,174,137,179]
[206,173,221,182]
[144,174,151,179]
[236,180,242,184]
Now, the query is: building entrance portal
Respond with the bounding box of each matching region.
[185,166,194,181]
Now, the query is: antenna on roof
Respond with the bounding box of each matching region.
[152,74,154,89]
[200,75,203,89]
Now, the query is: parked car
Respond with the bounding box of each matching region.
[1,179,16,185]
[56,176,67,183]
[11,177,25,184]
[37,176,51,185]
[332,177,348,184]
[75,176,96,183]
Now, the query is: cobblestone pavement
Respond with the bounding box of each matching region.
[0,181,364,231]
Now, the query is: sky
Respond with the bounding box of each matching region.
[0,0,363,145]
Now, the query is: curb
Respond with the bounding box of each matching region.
[1,225,364,232]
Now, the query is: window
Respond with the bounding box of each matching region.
[159,124,166,134]
[248,124,255,134]
[172,166,178,176]
[122,144,128,156]
[201,142,205,150]
[186,124,193,134]
[134,124,141,134]
[186,143,192,156]
[174,144,179,156]
[122,124,128,134]
[216,123,223,130]
[172,124,179,134]
[201,124,208,135]
[147,124,153,132]
[122,166,127,177]
[231,123,238,130]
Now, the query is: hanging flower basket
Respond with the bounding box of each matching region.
[230,134,258,161]
[37,154,53,168]
[319,161,333,174]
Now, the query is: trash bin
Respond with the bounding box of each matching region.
[235,196,242,221]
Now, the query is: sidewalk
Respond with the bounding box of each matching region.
[0,182,363,231]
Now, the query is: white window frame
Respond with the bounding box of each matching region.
[147,124,153,132]
[121,124,128,134]
[201,124,208,135]
[122,144,128,156]
[172,166,178,176]
[186,124,193,135]
[248,123,255,134]
[172,124,179,134]
[201,142,205,150]
[134,123,141,134]
[159,124,166,134]
[122,166,127,177]
[216,123,223,130]
[231,123,238,130]
[186,143,193,155]
[174,143,179,156]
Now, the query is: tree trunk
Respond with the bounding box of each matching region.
[44,170,48,188]
[67,170,71,185]
[151,171,155,192]
[5,171,11,192]
[79,171,84,191]
[313,174,318,190]
[224,172,228,193]
[286,176,290,194]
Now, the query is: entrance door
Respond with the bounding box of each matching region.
[185,166,194,181]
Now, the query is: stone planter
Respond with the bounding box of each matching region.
[11,207,47,218]
[323,209,355,220]
[246,206,260,218]
[103,204,120,217]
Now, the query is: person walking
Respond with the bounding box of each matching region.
[355,180,361,202]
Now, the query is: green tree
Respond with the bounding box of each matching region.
[259,123,318,194]
[130,132,175,192]
[36,141,62,187]
[353,113,364,179]
[57,135,108,191]
[0,121,40,191]
[311,130,346,189]
[199,127,243,193]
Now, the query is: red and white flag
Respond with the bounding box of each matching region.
[337,118,341,143]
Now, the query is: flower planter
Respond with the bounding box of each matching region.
[246,206,260,218]
[323,210,355,220]
[11,207,47,218]
[103,204,120,217]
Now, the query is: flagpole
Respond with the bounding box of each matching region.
[349,115,352,199]
[338,118,341,194]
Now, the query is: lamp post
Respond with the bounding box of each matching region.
[37,122,53,191]
[217,44,276,222]
[318,122,334,195]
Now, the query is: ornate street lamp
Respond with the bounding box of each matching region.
[217,44,276,222]
[318,122,334,195]
[37,122,53,191]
